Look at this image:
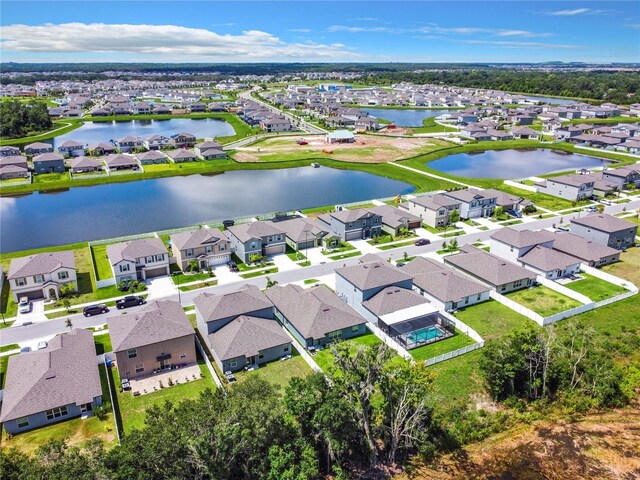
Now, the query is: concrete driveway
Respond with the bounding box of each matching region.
[16,299,48,325]
[270,253,299,272]
[145,276,177,300]
[213,265,242,285]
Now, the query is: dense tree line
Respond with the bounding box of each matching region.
[0,100,52,138]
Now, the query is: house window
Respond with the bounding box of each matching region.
[16,277,26,287]
[351,325,360,333]
[259,354,264,359]
[33,275,44,284]
[230,359,237,368]
[127,349,137,359]
[250,242,257,249]
[205,246,212,253]
[513,280,523,288]
[328,330,343,340]
[80,403,93,413]
[219,243,226,251]
[135,363,144,373]
[180,354,186,358]
[284,346,289,352]
[362,220,366,226]
[46,406,68,420]
[268,236,273,242]
[16,417,29,428]
[186,249,194,257]
[120,264,130,272]
[146,256,153,263]
[477,293,482,301]
[57,271,69,280]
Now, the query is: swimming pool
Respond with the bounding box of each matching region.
[407,325,444,344]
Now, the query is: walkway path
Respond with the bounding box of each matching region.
[389,162,476,188]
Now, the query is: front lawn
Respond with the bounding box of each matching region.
[234,350,311,391]
[453,300,536,340]
[327,250,362,261]
[378,240,416,250]
[239,267,278,279]
[564,272,629,301]
[505,285,582,317]
[409,328,476,362]
[321,241,356,255]
[313,332,381,373]
[171,271,215,286]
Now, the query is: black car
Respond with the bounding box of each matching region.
[227,260,239,272]
[116,295,146,310]
[414,238,431,246]
[83,304,109,317]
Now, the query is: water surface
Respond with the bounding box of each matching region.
[365,108,460,127]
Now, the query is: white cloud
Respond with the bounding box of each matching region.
[289,28,312,33]
[0,23,358,59]
[350,17,381,22]
[329,23,552,38]
[545,8,613,16]
[459,40,580,49]
[327,25,402,33]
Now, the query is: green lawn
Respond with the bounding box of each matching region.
[378,240,417,250]
[564,273,628,301]
[304,278,320,285]
[428,349,485,404]
[239,267,278,279]
[0,354,11,388]
[178,279,218,292]
[94,332,113,355]
[91,244,113,281]
[1,365,117,454]
[505,285,582,317]
[321,241,356,255]
[453,300,537,340]
[234,350,311,390]
[327,250,362,261]
[409,328,476,362]
[313,332,381,373]
[170,270,215,286]
[112,355,214,433]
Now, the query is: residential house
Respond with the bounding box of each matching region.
[170,132,197,148]
[167,149,198,163]
[226,221,287,262]
[361,284,434,327]
[482,189,534,212]
[0,329,102,434]
[366,205,421,236]
[131,102,152,115]
[442,188,497,219]
[116,136,143,153]
[87,142,116,156]
[600,166,640,189]
[170,228,231,271]
[57,140,85,158]
[0,155,29,180]
[0,146,21,157]
[108,300,196,380]
[317,208,383,241]
[143,135,172,151]
[194,285,290,372]
[70,156,103,173]
[23,142,54,157]
[195,141,226,160]
[489,227,557,263]
[135,150,168,165]
[270,216,335,251]
[510,126,540,140]
[550,232,620,267]
[536,174,595,201]
[260,116,292,132]
[266,284,367,348]
[517,245,581,279]
[570,214,638,250]
[33,152,65,174]
[103,153,140,171]
[399,194,461,228]
[107,238,170,283]
[7,251,77,301]
[189,102,207,113]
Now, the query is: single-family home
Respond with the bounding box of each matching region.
[107,238,170,283]
[70,156,103,173]
[0,146,21,157]
[536,174,595,201]
[135,150,168,165]
[0,329,103,434]
[195,141,226,160]
[260,116,292,132]
[489,227,557,263]
[7,251,77,301]
[108,300,196,380]
[510,127,540,140]
[170,228,231,271]
[270,216,335,251]
[144,135,172,151]
[570,214,638,250]
[170,132,197,148]
[0,155,29,180]
[23,142,54,157]
[189,102,207,113]
[116,136,143,153]
[33,152,66,174]
[550,232,620,267]
[266,284,368,348]
[103,153,140,171]
[57,140,85,158]
[600,167,640,190]
[442,188,497,219]
[317,208,383,241]
[132,102,152,115]
[516,245,582,279]
[87,143,116,156]
[399,194,461,228]
[366,205,421,236]
[226,221,287,262]
[167,149,198,163]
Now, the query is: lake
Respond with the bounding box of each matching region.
[0,167,414,253]
[524,95,576,105]
[365,108,460,127]
[427,149,610,179]
[46,118,236,149]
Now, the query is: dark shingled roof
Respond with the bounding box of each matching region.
[8,251,75,279]
[336,260,412,291]
[571,213,638,233]
[194,284,273,323]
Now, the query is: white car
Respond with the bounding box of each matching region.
[18,297,32,314]
[36,341,48,350]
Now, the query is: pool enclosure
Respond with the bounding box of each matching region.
[378,304,455,350]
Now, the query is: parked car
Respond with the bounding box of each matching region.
[83,304,109,317]
[36,341,48,350]
[506,209,523,218]
[586,206,598,213]
[414,238,431,246]
[227,260,239,272]
[18,297,32,314]
[396,262,406,267]
[19,347,31,353]
[600,199,612,206]
[116,295,146,310]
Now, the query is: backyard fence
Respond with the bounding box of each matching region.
[490,290,545,325]
[424,341,485,366]
[536,275,592,305]
[366,322,413,361]
[194,335,222,388]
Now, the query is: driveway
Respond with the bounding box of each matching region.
[145,276,177,300]
[270,253,300,272]
[16,299,48,325]
[213,265,242,285]
[349,239,380,255]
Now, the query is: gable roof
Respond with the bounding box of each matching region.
[170,228,229,252]
[401,256,447,276]
[270,217,328,243]
[107,238,167,265]
[362,286,430,317]
[71,156,102,169]
[366,204,420,229]
[443,188,497,203]
[33,152,64,163]
[518,245,580,272]
[8,251,75,279]
[328,208,379,224]
[412,268,489,304]
[136,150,167,161]
[108,300,193,352]
[226,221,285,243]
[571,213,638,233]
[490,227,556,249]
[266,284,365,340]
[194,284,273,323]
[104,153,138,167]
[404,193,460,211]
[0,329,102,423]
[208,315,289,361]
[551,232,620,263]
[167,149,197,160]
[336,260,412,291]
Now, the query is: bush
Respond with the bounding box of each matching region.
[94,403,110,421]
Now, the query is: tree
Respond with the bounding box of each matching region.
[449,209,460,226]
[65,318,73,330]
[597,204,605,214]
[62,297,72,311]
[187,260,199,272]
[448,238,459,253]
[493,206,504,219]
[265,276,278,289]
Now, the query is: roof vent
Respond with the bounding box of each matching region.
[46,374,56,380]
[322,307,331,312]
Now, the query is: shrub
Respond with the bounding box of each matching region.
[94,403,110,421]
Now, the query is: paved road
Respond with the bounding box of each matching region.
[2,200,638,347]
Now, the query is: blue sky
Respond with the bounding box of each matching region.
[1,1,639,63]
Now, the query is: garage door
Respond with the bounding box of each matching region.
[345,230,361,241]
[145,267,168,278]
[20,290,44,301]
[207,254,230,267]
[298,240,315,251]
[264,244,285,256]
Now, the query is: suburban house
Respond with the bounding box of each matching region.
[135,150,168,165]
[195,141,226,160]
[550,232,621,267]
[482,189,534,212]
[143,135,172,151]
[33,152,66,174]
[366,204,421,236]
[402,256,490,311]
[266,284,368,348]
[23,142,54,157]
[226,221,287,262]
[57,140,85,157]
[115,136,144,153]
[270,216,335,251]
[0,146,21,157]
[108,300,196,380]
[0,329,102,434]
[335,259,413,324]
[170,132,197,148]
[194,285,291,372]
[167,149,198,163]
[536,174,595,201]
[70,156,103,173]
[170,228,231,271]
[599,166,640,189]
[489,227,557,263]
[7,251,77,301]
[361,284,433,326]
[0,155,29,180]
[444,244,537,293]
[107,238,170,283]
[510,126,540,140]
[399,194,462,228]
[87,143,116,156]
[259,116,292,132]
[317,208,383,241]
[442,188,497,219]
[570,214,638,250]
[516,245,582,279]
[103,153,140,171]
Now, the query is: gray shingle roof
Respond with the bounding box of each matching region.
[104,153,138,167]
[108,300,194,352]
[336,260,412,291]
[362,286,430,316]
[194,284,273,323]
[107,238,167,265]
[208,315,289,361]
[167,149,197,160]
[366,204,420,229]
[0,156,28,167]
[0,329,102,423]
[443,188,497,203]
[329,208,379,224]
[8,251,75,279]
[136,150,167,161]
[403,193,460,211]
[266,284,366,340]
[412,269,489,304]
[551,232,620,263]
[170,228,230,252]
[226,221,285,243]
[571,213,638,233]
[401,256,447,276]
[490,227,556,249]
[71,156,102,169]
[270,217,328,243]
[518,245,580,272]
[33,152,64,163]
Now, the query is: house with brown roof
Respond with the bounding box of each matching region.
[194,285,290,372]
[226,221,287,262]
[266,284,367,348]
[7,251,77,301]
[570,214,638,250]
[0,329,103,434]
[107,238,170,283]
[0,146,21,157]
[550,232,620,267]
[170,228,231,271]
[108,300,196,380]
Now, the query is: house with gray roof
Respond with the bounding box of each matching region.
[33,152,66,174]
[226,221,287,263]
[599,166,640,189]
[87,142,116,156]
[270,216,336,251]
[482,189,534,212]
[170,228,231,271]
[266,284,367,348]
[103,153,140,171]
[366,204,421,236]
[570,214,638,250]
[536,174,595,201]
[0,146,21,157]
[195,141,226,160]
[0,155,29,180]
[170,132,197,148]
[143,135,172,151]
[550,232,620,267]
[7,251,77,302]
[23,142,54,157]
[107,238,169,283]
[57,140,85,157]
[167,149,198,163]
[444,245,537,293]
[194,285,289,372]
[442,188,497,219]
[0,329,102,434]
[516,245,581,279]
[115,136,143,153]
[70,156,103,173]
[135,150,168,165]
[317,208,383,241]
[108,300,196,380]
[490,227,556,263]
[399,193,461,228]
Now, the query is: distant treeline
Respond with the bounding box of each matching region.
[0,100,52,138]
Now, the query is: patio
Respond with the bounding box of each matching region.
[126,364,203,396]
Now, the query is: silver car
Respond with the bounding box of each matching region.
[18,297,32,314]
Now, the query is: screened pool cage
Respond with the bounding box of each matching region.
[381,314,455,350]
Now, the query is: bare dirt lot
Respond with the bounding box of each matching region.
[231,134,451,164]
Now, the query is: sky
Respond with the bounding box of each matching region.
[1,1,639,63]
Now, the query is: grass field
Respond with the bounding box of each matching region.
[91,244,113,281]
[564,273,628,301]
[94,332,113,355]
[409,329,476,362]
[234,350,311,391]
[505,285,582,317]
[313,332,381,373]
[454,300,537,340]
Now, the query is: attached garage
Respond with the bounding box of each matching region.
[144,266,169,279]
[18,289,44,301]
[345,230,362,241]
[264,244,286,256]
[202,254,230,267]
